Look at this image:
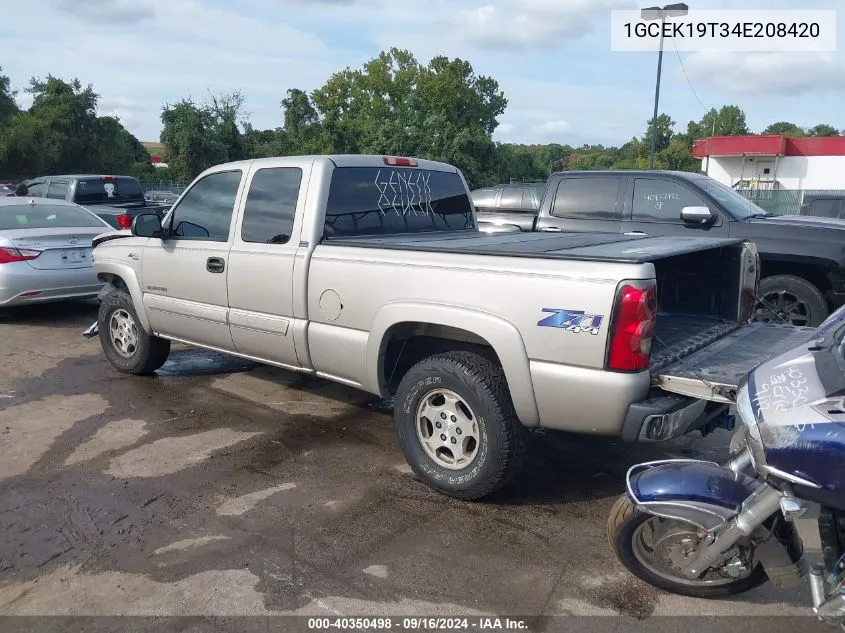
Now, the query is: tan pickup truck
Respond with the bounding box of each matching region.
[84,155,814,499]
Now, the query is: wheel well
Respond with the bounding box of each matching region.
[760,261,832,306]
[380,322,501,395]
[98,273,129,293]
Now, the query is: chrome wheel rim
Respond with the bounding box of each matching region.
[752,290,812,326]
[109,309,138,358]
[631,516,753,587]
[415,389,480,470]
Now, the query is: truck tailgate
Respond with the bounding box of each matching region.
[654,323,817,403]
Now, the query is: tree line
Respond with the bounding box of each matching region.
[0,50,841,189]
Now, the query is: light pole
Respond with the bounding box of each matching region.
[642,3,689,169]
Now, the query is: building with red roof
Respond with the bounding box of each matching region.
[693,135,845,191]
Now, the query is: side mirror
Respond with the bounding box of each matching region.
[681,206,714,225]
[132,213,163,237]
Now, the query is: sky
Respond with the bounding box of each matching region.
[0,0,842,147]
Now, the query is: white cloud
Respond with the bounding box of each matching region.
[496,123,515,135]
[1,0,339,141]
[534,120,571,135]
[453,0,636,51]
[54,0,154,23]
[681,51,845,96]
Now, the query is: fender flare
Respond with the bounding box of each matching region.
[366,301,540,427]
[94,260,152,334]
[627,459,761,530]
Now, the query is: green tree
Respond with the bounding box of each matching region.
[205,89,248,162]
[25,75,101,173]
[159,98,227,181]
[694,105,750,138]
[808,123,839,137]
[762,121,805,136]
[95,115,151,174]
[0,113,50,178]
[306,48,507,187]
[644,113,675,153]
[0,66,18,124]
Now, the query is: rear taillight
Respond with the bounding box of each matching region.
[116,214,132,229]
[607,283,657,372]
[0,247,40,264]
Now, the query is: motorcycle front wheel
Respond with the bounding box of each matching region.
[607,495,769,599]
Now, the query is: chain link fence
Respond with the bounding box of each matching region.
[139,180,189,195]
[738,189,845,216]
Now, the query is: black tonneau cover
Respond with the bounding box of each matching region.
[324,231,745,264]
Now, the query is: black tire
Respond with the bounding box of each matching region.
[755,275,828,327]
[98,288,170,375]
[607,495,769,599]
[394,351,526,501]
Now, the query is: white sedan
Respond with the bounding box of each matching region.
[0,197,114,307]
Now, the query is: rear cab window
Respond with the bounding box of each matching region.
[73,177,144,205]
[46,180,69,200]
[324,167,475,238]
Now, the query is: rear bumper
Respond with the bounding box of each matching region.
[620,389,730,442]
[0,264,105,306]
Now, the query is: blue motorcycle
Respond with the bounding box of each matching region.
[609,306,845,624]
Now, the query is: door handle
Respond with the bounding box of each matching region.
[539,226,562,232]
[206,257,225,273]
[625,231,647,236]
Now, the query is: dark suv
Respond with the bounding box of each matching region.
[534,169,845,327]
[471,182,545,232]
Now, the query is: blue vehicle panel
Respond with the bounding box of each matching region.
[743,302,845,511]
[629,461,760,512]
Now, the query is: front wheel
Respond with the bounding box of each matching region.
[98,288,171,375]
[752,275,828,327]
[607,495,768,599]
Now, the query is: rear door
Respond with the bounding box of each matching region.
[141,168,245,351]
[535,175,624,234]
[226,161,306,368]
[622,176,730,238]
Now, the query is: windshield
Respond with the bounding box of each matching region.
[0,203,108,230]
[74,177,144,204]
[693,177,771,220]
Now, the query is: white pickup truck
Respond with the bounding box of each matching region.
[85,155,815,500]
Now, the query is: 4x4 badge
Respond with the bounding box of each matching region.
[537,309,603,335]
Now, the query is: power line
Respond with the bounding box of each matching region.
[671,41,718,136]
[672,43,709,114]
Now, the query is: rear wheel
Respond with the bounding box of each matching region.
[393,351,526,501]
[752,275,828,327]
[98,288,170,375]
[607,495,768,599]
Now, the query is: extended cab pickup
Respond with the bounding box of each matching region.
[85,155,815,500]
[23,174,169,229]
[534,169,845,328]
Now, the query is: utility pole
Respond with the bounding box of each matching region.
[642,3,689,169]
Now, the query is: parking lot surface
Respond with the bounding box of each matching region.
[0,302,829,630]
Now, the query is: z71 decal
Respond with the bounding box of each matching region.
[537,309,604,335]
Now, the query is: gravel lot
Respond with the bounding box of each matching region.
[0,301,829,631]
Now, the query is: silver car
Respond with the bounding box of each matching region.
[0,197,114,307]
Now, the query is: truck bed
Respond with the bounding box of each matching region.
[325,231,745,264]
